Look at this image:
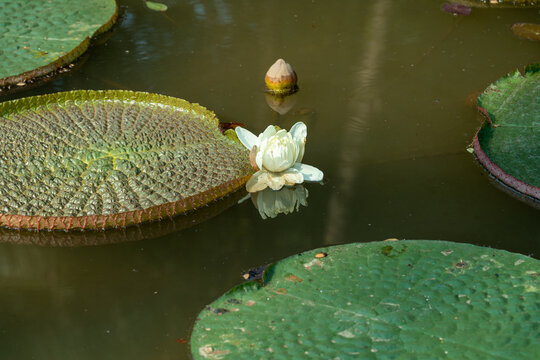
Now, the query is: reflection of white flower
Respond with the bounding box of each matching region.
[235,122,323,192]
[253,186,309,219]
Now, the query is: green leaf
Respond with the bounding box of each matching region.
[0,90,253,230]
[190,240,539,359]
[145,1,168,12]
[474,64,540,201]
[0,0,118,87]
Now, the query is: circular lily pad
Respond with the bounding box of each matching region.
[0,90,252,230]
[473,64,539,202]
[191,240,539,359]
[0,0,118,87]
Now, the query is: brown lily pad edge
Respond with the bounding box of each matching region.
[0,3,119,93]
[0,187,249,246]
[0,175,251,232]
[473,127,540,208]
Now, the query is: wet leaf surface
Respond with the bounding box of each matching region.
[0,90,252,230]
[191,240,539,359]
[0,0,118,87]
[474,64,540,202]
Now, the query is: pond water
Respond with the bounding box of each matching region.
[0,0,539,359]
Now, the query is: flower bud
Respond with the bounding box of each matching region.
[265,59,298,95]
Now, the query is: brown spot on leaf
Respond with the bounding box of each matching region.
[315,252,327,258]
[275,288,287,295]
[454,260,469,269]
[199,345,231,358]
[381,246,393,256]
[285,274,303,283]
[206,307,229,315]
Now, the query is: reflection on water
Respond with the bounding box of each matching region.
[0,0,539,359]
[251,185,309,219]
[265,92,298,115]
[324,0,390,245]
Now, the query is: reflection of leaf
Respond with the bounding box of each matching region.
[442,3,471,15]
[511,23,540,41]
[145,1,168,11]
[0,90,252,230]
[191,240,539,359]
[473,64,540,202]
[0,0,118,87]
[452,0,539,7]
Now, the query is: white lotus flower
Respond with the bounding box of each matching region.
[253,185,309,219]
[235,122,323,192]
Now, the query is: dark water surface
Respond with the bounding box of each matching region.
[0,1,539,359]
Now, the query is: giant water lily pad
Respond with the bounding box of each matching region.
[0,90,253,230]
[473,64,539,202]
[191,240,539,359]
[0,0,118,87]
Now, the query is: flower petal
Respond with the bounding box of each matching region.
[280,167,304,187]
[260,125,277,142]
[292,163,323,182]
[249,146,259,170]
[266,173,288,190]
[256,126,277,170]
[261,130,297,172]
[255,148,264,170]
[235,127,259,150]
[290,122,306,163]
[246,171,270,192]
[290,122,306,141]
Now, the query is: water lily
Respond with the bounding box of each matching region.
[235,122,323,192]
[252,185,309,219]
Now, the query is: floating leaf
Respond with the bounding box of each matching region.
[145,1,168,12]
[442,3,472,15]
[191,240,539,359]
[0,0,118,87]
[473,64,540,202]
[511,23,540,41]
[0,90,253,230]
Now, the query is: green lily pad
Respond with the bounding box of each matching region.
[0,0,118,87]
[145,1,168,12]
[473,64,540,202]
[0,90,252,230]
[190,240,539,359]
